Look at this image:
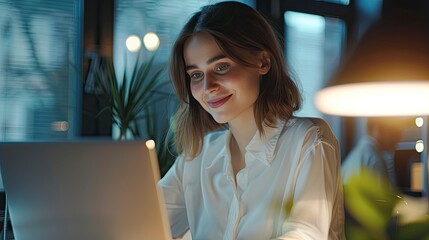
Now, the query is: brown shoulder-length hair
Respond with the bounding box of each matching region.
[170,1,301,159]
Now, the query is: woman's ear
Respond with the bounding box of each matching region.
[258,51,271,75]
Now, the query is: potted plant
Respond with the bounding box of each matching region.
[84,53,177,176]
[88,54,169,140]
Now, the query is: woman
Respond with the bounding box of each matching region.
[159,2,345,239]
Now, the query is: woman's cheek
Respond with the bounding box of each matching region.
[190,82,204,102]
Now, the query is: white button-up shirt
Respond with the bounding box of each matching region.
[159,117,345,240]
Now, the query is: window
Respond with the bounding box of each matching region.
[284,11,346,118]
[0,0,82,141]
[256,0,352,153]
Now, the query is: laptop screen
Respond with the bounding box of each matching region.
[0,140,171,240]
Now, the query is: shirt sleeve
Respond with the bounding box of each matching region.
[276,129,344,239]
[158,155,190,238]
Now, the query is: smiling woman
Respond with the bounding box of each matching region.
[184,33,263,125]
[159,1,346,239]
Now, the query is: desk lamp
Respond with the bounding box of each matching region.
[314,9,429,197]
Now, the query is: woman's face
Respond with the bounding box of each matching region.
[183,33,265,124]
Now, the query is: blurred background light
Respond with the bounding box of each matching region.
[51,121,69,132]
[143,32,160,51]
[125,35,142,52]
[416,140,425,153]
[416,117,424,128]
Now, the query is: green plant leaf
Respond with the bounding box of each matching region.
[346,224,385,240]
[344,168,400,232]
[87,54,173,141]
[392,216,429,240]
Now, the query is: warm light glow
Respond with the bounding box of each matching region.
[126,35,142,52]
[415,117,424,128]
[315,81,429,116]
[416,140,424,153]
[145,139,156,150]
[51,121,69,132]
[143,32,160,51]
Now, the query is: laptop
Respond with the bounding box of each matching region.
[0,140,172,240]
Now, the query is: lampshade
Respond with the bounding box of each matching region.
[315,10,429,117]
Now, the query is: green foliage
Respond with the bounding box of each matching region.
[393,217,429,240]
[92,55,171,140]
[344,168,429,240]
[87,54,178,176]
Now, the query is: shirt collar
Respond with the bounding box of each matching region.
[205,119,287,171]
[245,119,286,166]
[205,133,229,170]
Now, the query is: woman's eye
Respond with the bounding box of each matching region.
[215,64,230,72]
[190,72,203,81]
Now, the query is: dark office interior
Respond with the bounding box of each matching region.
[1,0,429,239]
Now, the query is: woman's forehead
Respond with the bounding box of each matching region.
[184,33,220,53]
[182,32,262,68]
[183,33,225,65]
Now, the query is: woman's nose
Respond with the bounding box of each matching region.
[203,74,219,93]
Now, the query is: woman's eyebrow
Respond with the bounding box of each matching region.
[207,54,227,65]
[185,54,227,71]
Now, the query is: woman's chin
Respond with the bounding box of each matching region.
[210,113,229,124]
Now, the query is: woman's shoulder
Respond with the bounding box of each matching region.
[286,117,337,143]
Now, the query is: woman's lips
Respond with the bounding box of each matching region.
[207,94,232,108]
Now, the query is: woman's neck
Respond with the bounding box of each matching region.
[229,117,258,157]
[228,119,257,179]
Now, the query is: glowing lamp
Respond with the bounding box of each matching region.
[315,10,429,117]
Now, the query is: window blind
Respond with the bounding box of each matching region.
[0,0,82,141]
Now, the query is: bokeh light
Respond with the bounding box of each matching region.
[415,117,424,128]
[143,32,160,51]
[126,35,142,52]
[415,140,424,153]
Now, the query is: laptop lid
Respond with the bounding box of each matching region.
[0,140,172,240]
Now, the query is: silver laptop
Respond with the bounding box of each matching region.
[0,140,172,240]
